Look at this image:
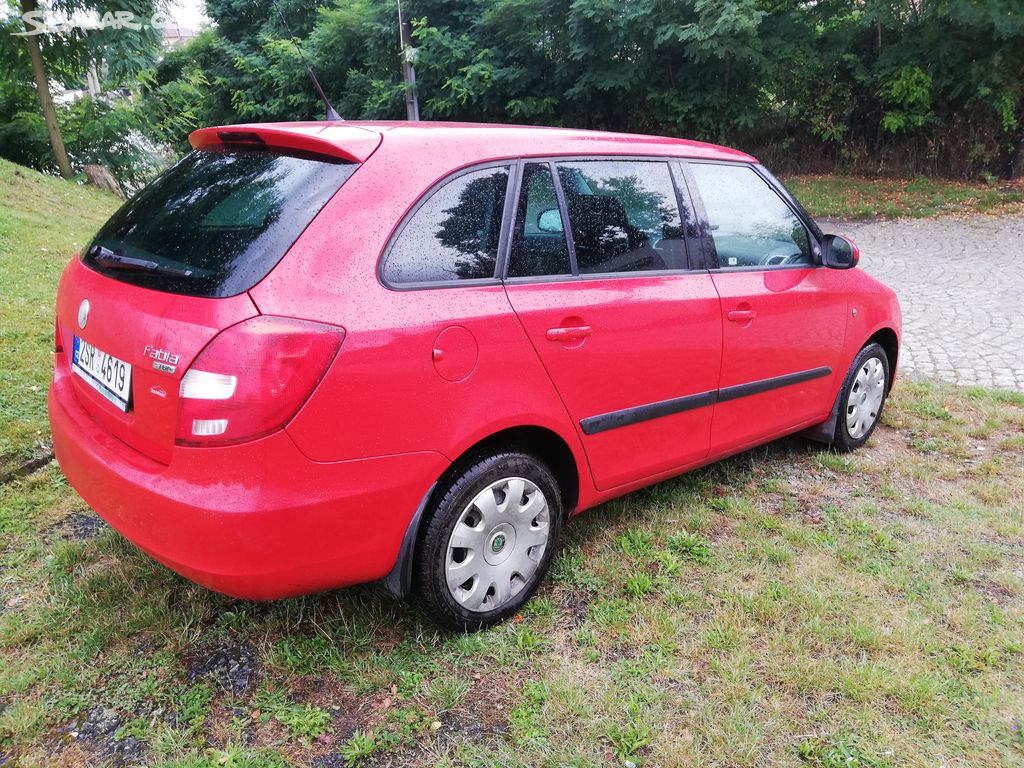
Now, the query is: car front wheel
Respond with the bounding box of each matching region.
[833,342,890,452]
[411,450,563,630]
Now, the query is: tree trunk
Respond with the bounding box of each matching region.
[83,164,124,198]
[1011,137,1024,180]
[21,0,72,178]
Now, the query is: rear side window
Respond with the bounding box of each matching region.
[689,162,812,268]
[508,163,572,278]
[556,160,685,274]
[383,166,510,284]
[84,149,358,298]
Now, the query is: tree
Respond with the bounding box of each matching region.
[20,0,72,177]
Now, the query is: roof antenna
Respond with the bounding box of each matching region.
[272,1,342,121]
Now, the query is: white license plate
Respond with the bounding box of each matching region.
[72,336,132,411]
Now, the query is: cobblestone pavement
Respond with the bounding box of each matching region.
[824,216,1024,391]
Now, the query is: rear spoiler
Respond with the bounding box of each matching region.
[189,123,382,164]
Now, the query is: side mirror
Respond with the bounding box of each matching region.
[822,233,860,269]
[537,208,563,233]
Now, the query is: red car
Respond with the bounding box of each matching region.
[49,122,901,629]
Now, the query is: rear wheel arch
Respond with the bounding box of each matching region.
[381,425,581,599]
[438,425,580,516]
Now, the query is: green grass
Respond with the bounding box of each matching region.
[1,161,1023,767]
[785,174,1024,219]
[0,158,120,477]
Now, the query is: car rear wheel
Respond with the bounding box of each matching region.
[411,450,563,630]
[832,342,890,452]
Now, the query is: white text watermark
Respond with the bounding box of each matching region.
[13,11,180,36]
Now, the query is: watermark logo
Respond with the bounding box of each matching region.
[13,10,175,36]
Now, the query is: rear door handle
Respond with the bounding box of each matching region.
[727,309,756,322]
[545,325,592,342]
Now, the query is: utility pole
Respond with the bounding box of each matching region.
[396,0,420,121]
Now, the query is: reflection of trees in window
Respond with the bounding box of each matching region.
[588,175,678,235]
[89,149,355,297]
[435,169,508,279]
[560,167,679,236]
[103,152,295,270]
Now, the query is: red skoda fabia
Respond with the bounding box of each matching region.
[49,122,901,629]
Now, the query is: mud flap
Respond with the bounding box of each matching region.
[379,483,437,599]
[802,388,842,445]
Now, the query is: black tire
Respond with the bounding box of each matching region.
[832,342,890,452]
[411,450,563,631]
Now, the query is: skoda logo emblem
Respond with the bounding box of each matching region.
[77,299,90,329]
[491,534,506,553]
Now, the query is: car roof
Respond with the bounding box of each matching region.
[190,120,758,165]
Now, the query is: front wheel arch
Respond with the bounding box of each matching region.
[803,332,897,446]
[865,327,899,392]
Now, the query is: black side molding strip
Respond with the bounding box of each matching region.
[716,366,832,403]
[579,366,832,436]
[581,390,717,435]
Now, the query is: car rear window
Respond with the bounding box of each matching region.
[83,148,358,298]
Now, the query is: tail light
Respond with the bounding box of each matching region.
[176,316,344,446]
[55,319,63,353]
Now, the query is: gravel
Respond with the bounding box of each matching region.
[68,707,146,766]
[60,511,108,540]
[186,637,256,694]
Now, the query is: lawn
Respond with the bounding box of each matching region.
[1,161,1022,768]
[784,175,1024,220]
[0,159,120,480]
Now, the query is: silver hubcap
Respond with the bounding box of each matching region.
[846,356,886,439]
[445,477,551,613]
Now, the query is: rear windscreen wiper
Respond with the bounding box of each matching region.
[88,245,195,278]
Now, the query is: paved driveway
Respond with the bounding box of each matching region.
[823,216,1024,391]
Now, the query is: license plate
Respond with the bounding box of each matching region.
[72,336,132,411]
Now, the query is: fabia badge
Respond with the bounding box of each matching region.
[77,299,89,329]
[144,345,180,374]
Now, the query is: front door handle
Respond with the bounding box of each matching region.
[727,309,756,323]
[545,325,593,342]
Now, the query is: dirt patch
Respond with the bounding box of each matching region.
[212,676,383,768]
[0,449,54,485]
[445,674,511,741]
[555,586,593,628]
[975,578,1015,604]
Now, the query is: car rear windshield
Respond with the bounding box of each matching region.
[82,148,358,297]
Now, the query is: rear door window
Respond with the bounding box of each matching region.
[556,160,685,274]
[382,166,510,285]
[84,149,358,298]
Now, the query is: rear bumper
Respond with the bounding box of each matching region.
[48,363,448,599]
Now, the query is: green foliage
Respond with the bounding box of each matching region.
[251,686,331,745]
[3,0,1024,178]
[667,530,711,563]
[880,66,933,134]
[0,0,166,182]
[340,728,385,766]
[121,0,1024,178]
[797,736,892,767]
[62,95,164,189]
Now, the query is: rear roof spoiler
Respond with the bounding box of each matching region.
[189,123,382,164]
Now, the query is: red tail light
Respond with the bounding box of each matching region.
[55,319,63,353]
[176,316,344,446]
